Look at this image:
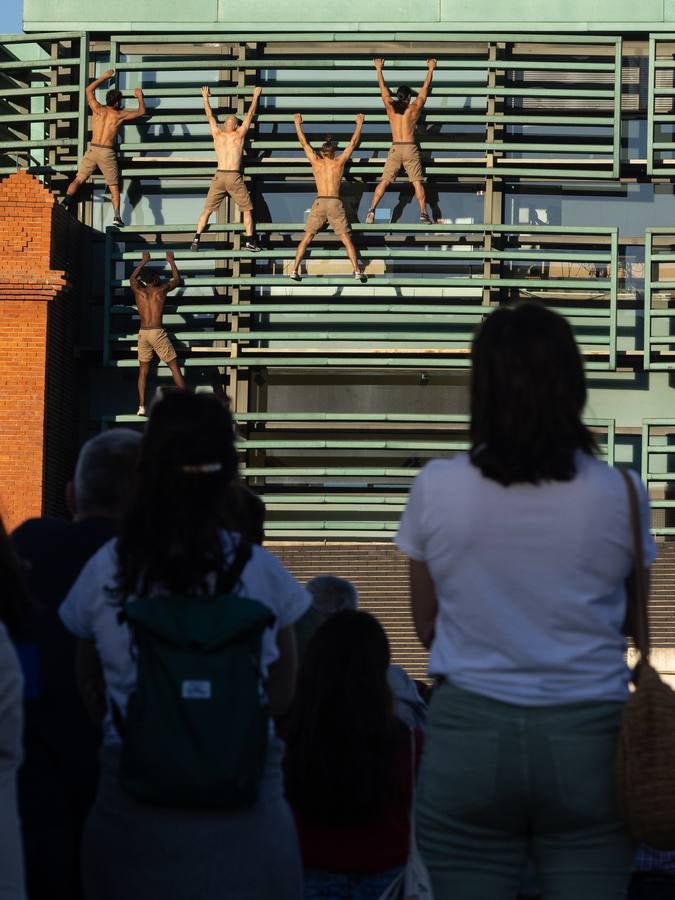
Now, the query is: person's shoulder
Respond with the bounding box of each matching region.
[245,541,292,577]
[12,516,68,546]
[83,535,118,571]
[575,452,622,488]
[421,453,471,479]
[573,453,646,507]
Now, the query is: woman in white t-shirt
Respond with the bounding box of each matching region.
[59,392,309,900]
[396,302,656,900]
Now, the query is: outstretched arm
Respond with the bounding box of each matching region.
[239,86,263,134]
[416,58,437,108]
[130,250,150,288]
[120,87,146,122]
[165,251,181,292]
[201,86,220,138]
[410,559,438,649]
[337,113,364,163]
[374,58,393,110]
[294,113,317,162]
[85,68,114,113]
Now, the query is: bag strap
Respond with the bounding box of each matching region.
[618,468,651,662]
[215,539,252,595]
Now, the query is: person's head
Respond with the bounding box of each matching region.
[223,114,239,132]
[224,481,266,545]
[115,391,239,597]
[0,514,30,637]
[393,85,413,113]
[320,138,338,159]
[306,575,358,617]
[142,270,162,287]
[285,610,399,823]
[106,89,123,110]
[470,301,596,486]
[68,428,142,521]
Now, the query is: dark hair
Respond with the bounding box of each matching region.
[115,392,239,597]
[470,301,596,486]
[106,89,122,108]
[320,137,338,156]
[223,481,266,545]
[392,86,413,114]
[284,610,404,824]
[140,270,161,287]
[0,515,30,636]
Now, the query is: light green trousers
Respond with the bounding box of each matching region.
[416,680,634,900]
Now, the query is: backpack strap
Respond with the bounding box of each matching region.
[215,539,252,595]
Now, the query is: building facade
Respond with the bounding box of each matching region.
[2,2,675,671]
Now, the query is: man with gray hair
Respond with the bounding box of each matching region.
[11,428,141,900]
[296,574,427,729]
[306,574,359,616]
[68,428,142,520]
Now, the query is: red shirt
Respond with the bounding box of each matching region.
[290,729,423,874]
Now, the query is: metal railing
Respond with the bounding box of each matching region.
[103,223,619,372]
[643,227,675,369]
[106,34,622,181]
[0,32,87,183]
[104,409,615,539]
[642,419,675,536]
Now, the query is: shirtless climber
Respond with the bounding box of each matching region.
[191,86,263,252]
[289,113,366,282]
[365,58,437,225]
[130,250,186,416]
[62,69,145,227]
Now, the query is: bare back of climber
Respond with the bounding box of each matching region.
[289,113,366,282]
[130,251,186,416]
[365,58,437,225]
[191,86,263,253]
[62,69,146,227]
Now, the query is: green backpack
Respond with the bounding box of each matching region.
[114,540,276,809]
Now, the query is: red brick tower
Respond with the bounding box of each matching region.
[0,171,78,530]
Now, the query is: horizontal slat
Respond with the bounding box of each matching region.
[0,56,80,71]
[111,275,611,288]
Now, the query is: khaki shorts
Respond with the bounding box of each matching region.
[76,144,120,187]
[203,170,253,214]
[304,196,350,236]
[381,142,424,183]
[137,328,177,364]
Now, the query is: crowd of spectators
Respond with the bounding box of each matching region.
[0,302,671,900]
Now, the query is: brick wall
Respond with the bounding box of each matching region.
[0,171,78,530]
[272,542,428,680]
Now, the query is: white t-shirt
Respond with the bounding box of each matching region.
[395,453,657,706]
[59,533,310,744]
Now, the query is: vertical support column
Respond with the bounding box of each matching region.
[482,41,498,307]
[609,228,618,370]
[643,229,653,370]
[77,33,90,165]
[227,43,249,405]
[612,37,623,179]
[641,421,650,485]
[79,34,94,227]
[48,37,58,178]
[102,227,113,366]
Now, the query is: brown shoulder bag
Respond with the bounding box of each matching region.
[616,468,675,849]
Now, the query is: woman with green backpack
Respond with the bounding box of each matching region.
[59,392,310,900]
